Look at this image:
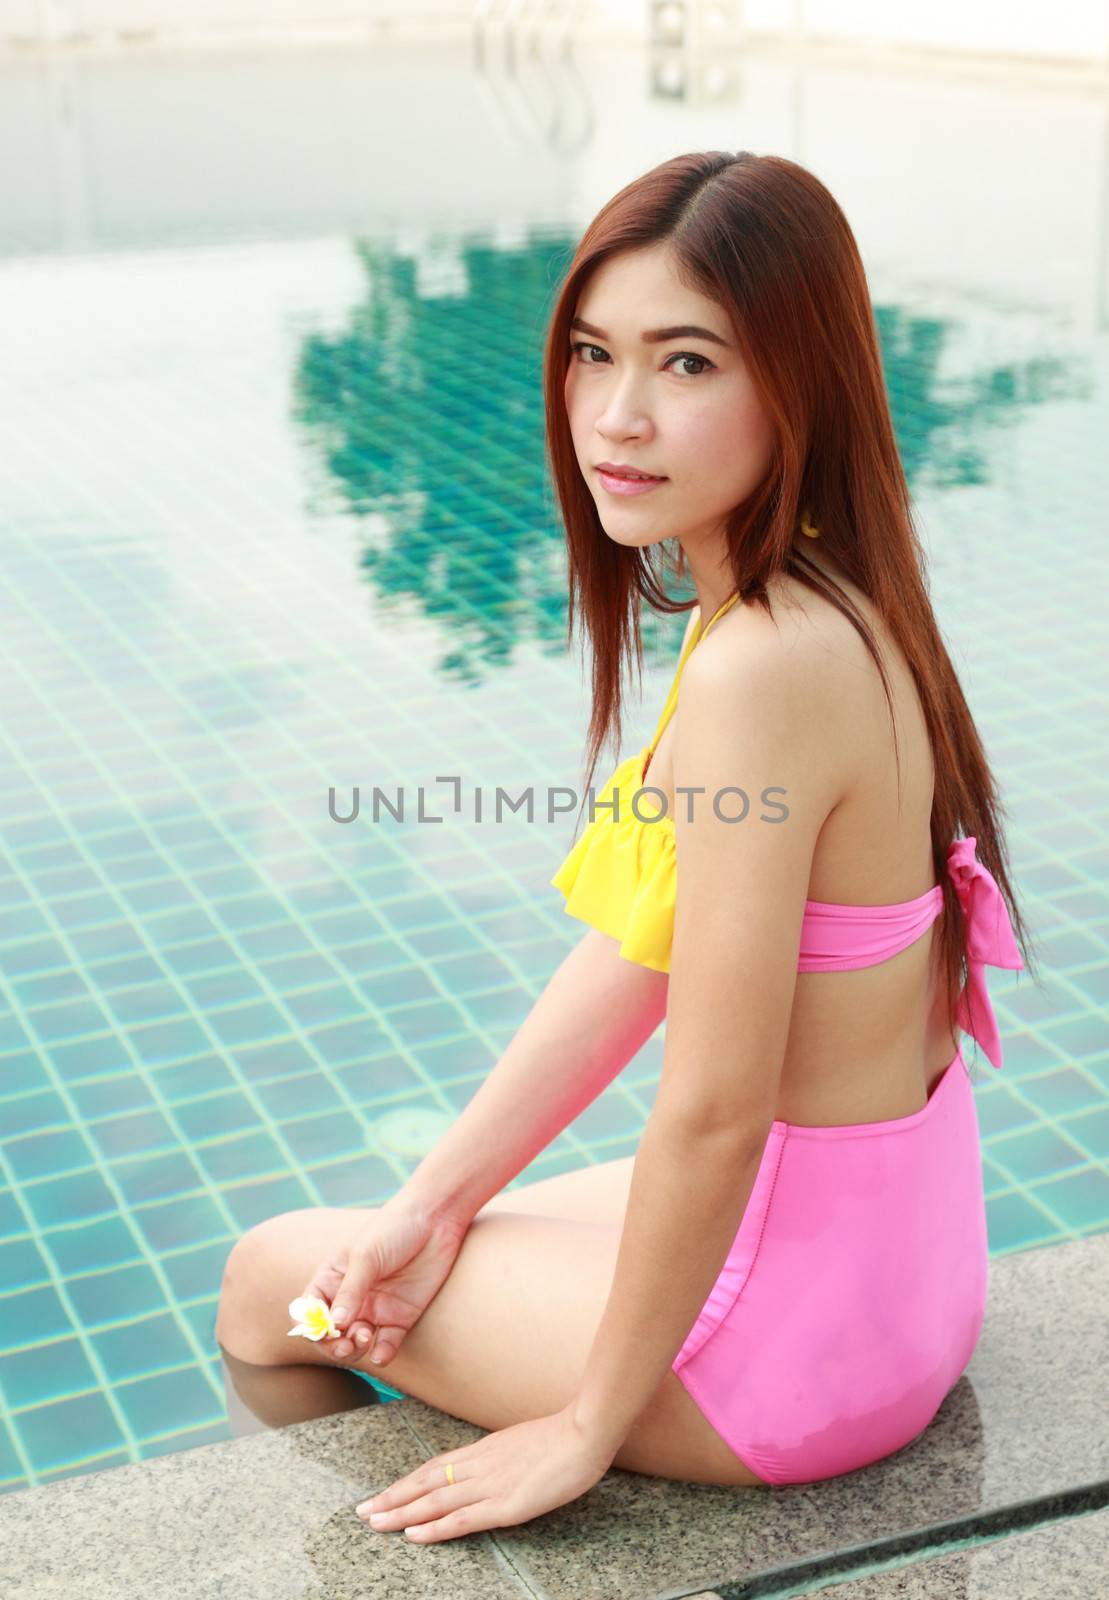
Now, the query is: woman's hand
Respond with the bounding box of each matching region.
[354,1407,619,1542]
[297,1200,470,1367]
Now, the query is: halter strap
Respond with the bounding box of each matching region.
[647,592,742,755]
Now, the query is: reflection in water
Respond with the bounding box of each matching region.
[219,1344,383,1438]
[292,233,1085,688]
[291,231,694,682]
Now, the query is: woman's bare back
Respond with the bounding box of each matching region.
[646,550,958,1129]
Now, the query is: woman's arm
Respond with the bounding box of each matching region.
[395,927,668,1229]
[568,612,849,1451]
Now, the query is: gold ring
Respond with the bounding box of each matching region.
[444,1462,455,1485]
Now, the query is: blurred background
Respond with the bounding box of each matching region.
[1,0,1107,1494]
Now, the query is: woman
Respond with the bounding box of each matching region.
[216,151,1036,1543]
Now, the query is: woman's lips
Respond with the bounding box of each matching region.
[597,467,668,497]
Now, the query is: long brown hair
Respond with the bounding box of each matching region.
[542,149,1039,1063]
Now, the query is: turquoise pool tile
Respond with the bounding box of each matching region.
[82,954,165,992]
[1019,1066,1107,1117]
[1038,926,1107,967]
[192,865,270,901]
[404,923,485,960]
[986,1188,1067,1253]
[0,1051,50,1095]
[104,983,191,1026]
[87,1109,177,1162]
[311,1152,405,1208]
[18,1391,126,1473]
[66,922,146,965]
[159,937,242,977]
[408,1033,492,1079]
[308,907,390,946]
[218,1174,313,1229]
[335,1054,427,1102]
[48,1033,131,1083]
[0,1236,50,1290]
[1030,1167,1109,1231]
[282,982,367,1029]
[381,999,472,1048]
[286,880,365,918]
[13,969,92,1007]
[69,1075,157,1120]
[0,1190,25,1237]
[280,1110,365,1165]
[235,922,317,960]
[114,1366,223,1441]
[232,1036,319,1082]
[0,1088,69,1138]
[181,970,268,1011]
[0,1284,73,1350]
[123,1017,213,1065]
[132,1193,228,1253]
[307,1017,393,1068]
[161,1240,235,1302]
[46,1216,143,1275]
[173,1090,261,1142]
[1058,1103,1109,1157]
[257,953,338,991]
[459,985,532,1028]
[0,1338,99,1408]
[989,1123,1091,1183]
[354,966,441,1007]
[203,1001,289,1049]
[3,1127,97,1183]
[253,1073,343,1120]
[1070,962,1109,1004]
[1042,1011,1109,1058]
[140,908,223,946]
[67,1262,165,1327]
[50,896,134,937]
[151,1053,237,1101]
[25,998,114,1049]
[0,1017,32,1054]
[0,1418,22,1485]
[0,935,69,978]
[111,1150,207,1206]
[976,1085,1041,1138]
[0,905,49,942]
[92,1314,197,1383]
[193,1130,285,1186]
[179,1297,221,1349]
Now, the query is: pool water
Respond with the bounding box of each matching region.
[1,39,1107,1495]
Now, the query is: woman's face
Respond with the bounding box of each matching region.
[564,243,775,556]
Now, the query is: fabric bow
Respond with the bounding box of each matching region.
[946,835,1024,1071]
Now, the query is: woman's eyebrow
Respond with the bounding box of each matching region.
[570,315,732,348]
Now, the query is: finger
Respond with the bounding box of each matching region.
[301,1258,345,1308]
[326,1326,376,1361]
[330,1255,374,1329]
[365,1450,466,1512]
[365,1322,407,1364]
[404,1505,488,1542]
[360,1484,474,1532]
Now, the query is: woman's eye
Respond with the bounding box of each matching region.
[569,342,712,378]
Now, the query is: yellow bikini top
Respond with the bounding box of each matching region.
[549,592,742,972]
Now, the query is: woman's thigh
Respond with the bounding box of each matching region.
[215,1197,765,1485]
[479,1154,636,1223]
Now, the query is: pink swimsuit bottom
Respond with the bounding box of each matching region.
[670,835,1024,1486]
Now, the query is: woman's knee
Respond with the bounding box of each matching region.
[215,1209,318,1358]
[214,1206,379,1361]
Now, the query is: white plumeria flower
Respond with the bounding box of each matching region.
[287,1295,340,1341]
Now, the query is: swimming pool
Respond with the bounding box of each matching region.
[1,41,1106,1496]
